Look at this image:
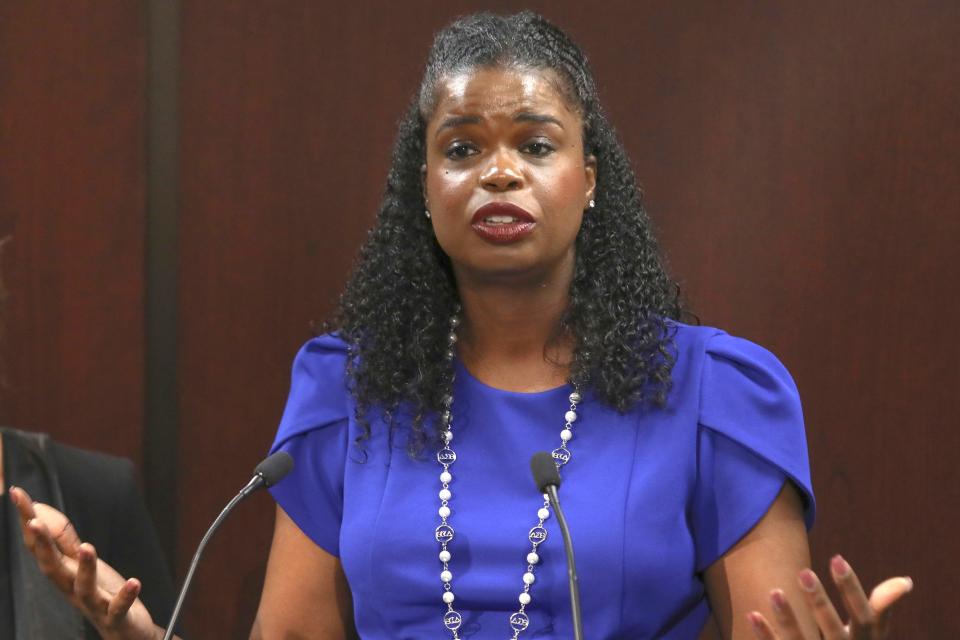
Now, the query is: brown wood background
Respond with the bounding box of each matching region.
[0,2,146,460]
[1,1,956,637]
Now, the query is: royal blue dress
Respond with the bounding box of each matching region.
[269,323,815,639]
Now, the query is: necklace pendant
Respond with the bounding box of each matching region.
[509,611,530,632]
[436,524,455,543]
[443,609,463,631]
[527,525,548,545]
[551,446,571,465]
[437,447,457,464]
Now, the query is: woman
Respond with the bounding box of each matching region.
[14,12,911,639]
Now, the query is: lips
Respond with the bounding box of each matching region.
[470,202,536,244]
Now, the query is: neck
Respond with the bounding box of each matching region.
[454,265,574,392]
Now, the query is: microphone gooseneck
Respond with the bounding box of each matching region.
[162,451,294,640]
[529,451,584,640]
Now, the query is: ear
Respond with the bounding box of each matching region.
[584,154,597,207]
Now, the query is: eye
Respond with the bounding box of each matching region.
[521,139,556,157]
[445,141,479,160]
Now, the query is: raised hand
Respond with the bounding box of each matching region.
[9,486,170,640]
[748,555,913,640]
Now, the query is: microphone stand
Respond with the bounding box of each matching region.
[161,451,292,640]
[161,475,262,640]
[544,484,584,640]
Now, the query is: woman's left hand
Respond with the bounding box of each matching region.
[748,555,913,639]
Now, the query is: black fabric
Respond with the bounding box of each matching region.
[51,439,178,635]
[0,493,14,639]
[1,428,177,639]
[2,428,86,639]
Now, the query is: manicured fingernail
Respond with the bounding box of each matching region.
[748,611,764,630]
[799,569,817,591]
[770,589,786,612]
[831,554,850,577]
[904,576,914,591]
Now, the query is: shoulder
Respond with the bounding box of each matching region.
[1,427,135,510]
[37,440,144,552]
[50,441,135,485]
[49,442,138,518]
[663,322,804,449]
[673,323,814,528]
[272,333,353,451]
[668,321,796,386]
[289,333,351,385]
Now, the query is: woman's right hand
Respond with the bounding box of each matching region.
[9,486,171,640]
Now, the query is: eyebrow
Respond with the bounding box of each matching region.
[434,112,565,138]
[514,112,565,129]
[435,115,481,137]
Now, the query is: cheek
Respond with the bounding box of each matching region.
[536,162,588,215]
[430,176,468,208]
[425,160,473,210]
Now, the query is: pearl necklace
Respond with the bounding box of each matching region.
[434,315,582,638]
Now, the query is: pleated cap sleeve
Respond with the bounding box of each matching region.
[268,335,351,556]
[692,331,815,571]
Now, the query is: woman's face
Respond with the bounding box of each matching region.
[423,66,596,284]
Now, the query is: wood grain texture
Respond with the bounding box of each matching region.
[607,2,958,635]
[0,2,146,461]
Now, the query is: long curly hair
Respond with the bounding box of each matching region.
[335,12,683,454]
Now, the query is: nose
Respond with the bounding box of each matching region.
[480,149,524,191]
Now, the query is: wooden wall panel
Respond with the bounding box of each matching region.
[612,4,959,636]
[175,1,957,637]
[176,4,393,635]
[0,2,146,460]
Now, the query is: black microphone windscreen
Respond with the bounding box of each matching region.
[255,451,294,487]
[530,451,561,493]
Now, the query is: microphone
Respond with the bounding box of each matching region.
[529,452,583,640]
[162,451,293,640]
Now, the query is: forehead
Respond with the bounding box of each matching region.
[428,67,580,125]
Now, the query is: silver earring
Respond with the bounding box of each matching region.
[588,199,595,209]
[425,209,431,219]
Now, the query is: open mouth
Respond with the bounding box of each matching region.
[482,214,524,224]
[470,203,536,244]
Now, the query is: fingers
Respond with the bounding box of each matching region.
[59,541,144,629]
[868,576,913,613]
[756,557,912,640]
[766,589,806,640]
[11,487,82,558]
[8,486,38,520]
[747,611,780,640]
[830,555,875,629]
[35,502,82,556]
[26,517,75,593]
[75,543,106,615]
[797,569,846,639]
[106,578,142,621]
[868,575,913,636]
[9,486,39,547]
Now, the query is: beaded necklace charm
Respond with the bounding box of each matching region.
[434,314,582,639]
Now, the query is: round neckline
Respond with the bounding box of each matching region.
[454,358,572,398]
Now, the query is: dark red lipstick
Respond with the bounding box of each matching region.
[470,202,536,244]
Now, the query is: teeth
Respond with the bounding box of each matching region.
[484,215,518,224]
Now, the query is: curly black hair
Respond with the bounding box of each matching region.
[335,12,682,454]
